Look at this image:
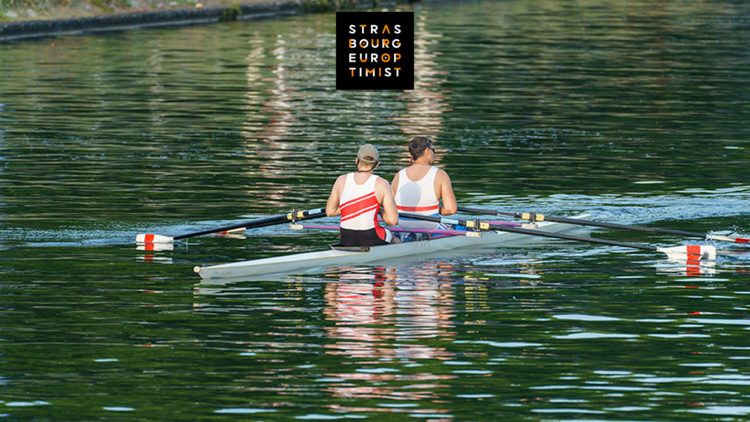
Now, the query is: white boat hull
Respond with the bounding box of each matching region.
[194,215,588,280]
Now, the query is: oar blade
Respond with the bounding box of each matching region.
[136,233,174,244]
[707,234,749,244]
[658,245,717,261]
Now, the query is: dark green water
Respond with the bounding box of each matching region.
[1,0,750,419]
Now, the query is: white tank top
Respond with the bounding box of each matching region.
[394,166,440,215]
[339,173,383,233]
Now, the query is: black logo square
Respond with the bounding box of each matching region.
[336,12,414,90]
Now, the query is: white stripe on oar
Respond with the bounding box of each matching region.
[219,227,247,235]
[707,234,749,244]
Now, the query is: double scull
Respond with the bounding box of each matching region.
[194,214,588,280]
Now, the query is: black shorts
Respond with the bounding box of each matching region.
[339,227,390,247]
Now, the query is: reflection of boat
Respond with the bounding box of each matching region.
[322,266,456,367]
[194,215,588,280]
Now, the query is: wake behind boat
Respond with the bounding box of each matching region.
[193,214,589,280]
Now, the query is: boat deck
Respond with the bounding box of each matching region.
[195,215,589,280]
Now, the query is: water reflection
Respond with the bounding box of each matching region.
[323,264,455,361]
[241,33,296,206]
[2,1,750,419]
[321,264,457,411]
[391,10,450,139]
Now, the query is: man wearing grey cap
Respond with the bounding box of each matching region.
[326,144,399,246]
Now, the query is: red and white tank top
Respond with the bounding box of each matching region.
[394,166,440,216]
[339,173,385,238]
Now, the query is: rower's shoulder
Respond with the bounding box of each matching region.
[333,173,349,186]
[434,166,451,179]
[375,174,392,186]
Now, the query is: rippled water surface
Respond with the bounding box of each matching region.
[1,0,749,419]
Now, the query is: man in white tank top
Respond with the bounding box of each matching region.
[326,144,399,246]
[391,136,457,231]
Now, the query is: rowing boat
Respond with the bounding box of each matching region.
[194,214,589,280]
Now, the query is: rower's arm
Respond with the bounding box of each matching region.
[326,175,345,217]
[377,178,399,226]
[437,170,457,215]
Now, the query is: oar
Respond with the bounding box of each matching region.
[400,212,717,261]
[290,223,474,237]
[136,208,327,244]
[458,206,748,244]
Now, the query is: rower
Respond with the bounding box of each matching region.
[326,144,399,246]
[391,136,457,233]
